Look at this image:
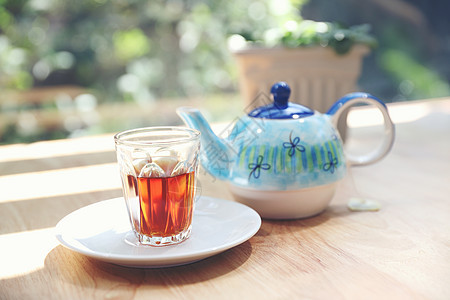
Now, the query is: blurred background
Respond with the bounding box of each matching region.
[0,0,449,144]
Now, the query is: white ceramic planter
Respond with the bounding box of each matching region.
[233,45,369,111]
[233,45,370,138]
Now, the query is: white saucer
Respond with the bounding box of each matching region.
[55,196,261,268]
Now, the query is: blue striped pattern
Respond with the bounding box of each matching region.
[238,139,343,175]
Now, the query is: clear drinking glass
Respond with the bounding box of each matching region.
[114,127,200,246]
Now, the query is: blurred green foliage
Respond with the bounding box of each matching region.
[236,19,377,55]
[300,0,450,102]
[381,50,450,99]
[0,0,300,101]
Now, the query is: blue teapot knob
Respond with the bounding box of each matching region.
[271,82,291,109]
[248,82,314,119]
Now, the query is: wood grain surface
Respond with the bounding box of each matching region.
[0,99,449,300]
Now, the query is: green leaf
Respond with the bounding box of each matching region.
[113,29,151,61]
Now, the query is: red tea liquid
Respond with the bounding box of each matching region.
[137,171,195,237]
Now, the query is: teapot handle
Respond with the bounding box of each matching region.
[326,92,395,166]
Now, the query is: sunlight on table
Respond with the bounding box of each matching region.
[0,163,121,203]
[0,227,57,279]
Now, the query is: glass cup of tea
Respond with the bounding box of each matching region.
[114,127,201,246]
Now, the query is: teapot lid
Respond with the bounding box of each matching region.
[248,82,314,119]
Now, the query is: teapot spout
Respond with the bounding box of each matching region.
[176,107,232,181]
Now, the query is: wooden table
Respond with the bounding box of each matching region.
[1,98,449,299]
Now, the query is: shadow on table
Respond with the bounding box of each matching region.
[0,189,122,235]
[255,203,354,237]
[43,242,252,289]
[0,151,116,176]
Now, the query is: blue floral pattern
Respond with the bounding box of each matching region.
[323,151,338,174]
[283,131,305,157]
[248,155,271,180]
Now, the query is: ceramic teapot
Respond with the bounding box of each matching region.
[177,82,395,219]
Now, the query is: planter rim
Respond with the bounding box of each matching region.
[232,44,370,56]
